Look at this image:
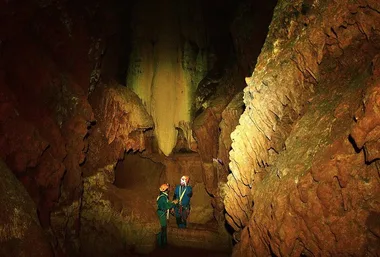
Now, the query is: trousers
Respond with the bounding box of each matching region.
[157,226,167,248]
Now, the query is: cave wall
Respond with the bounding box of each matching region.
[225,0,380,256]
[230,0,278,76]
[191,0,275,232]
[0,1,97,255]
[0,1,155,256]
[192,70,246,234]
[114,153,164,190]
[0,160,54,257]
[78,84,154,256]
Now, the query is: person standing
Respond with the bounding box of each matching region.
[173,176,192,228]
[156,183,178,248]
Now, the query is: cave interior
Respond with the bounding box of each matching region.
[0,0,380,257]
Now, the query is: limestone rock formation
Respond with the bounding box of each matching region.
[193,67,246,195]
[218,92,245,179]
[0,160,54,257]
[214,92,245,223]
[0,1,138,255]
[78,83,155,256]
[225,0,380,256]
[127,0,237,156]
[230,0,278,76]
[0,2,100,254]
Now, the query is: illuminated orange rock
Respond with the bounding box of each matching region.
[226,0,380,256]
[76,83,155,255]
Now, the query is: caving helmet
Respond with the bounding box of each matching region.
[180,175,189,186]
[159,183,169,192]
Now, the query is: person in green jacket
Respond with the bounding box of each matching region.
[156,183,178,248]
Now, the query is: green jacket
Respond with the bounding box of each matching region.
[157,192,175,217]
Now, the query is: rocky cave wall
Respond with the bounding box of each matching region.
[0,1,156,256]
[225,0,380,256]
[190,0,277,231]
[0,0,249,255]
[0,1,97,255]
[0,160,54,256]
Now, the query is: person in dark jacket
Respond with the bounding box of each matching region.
[173,176,192,228]
[156,183,178,248]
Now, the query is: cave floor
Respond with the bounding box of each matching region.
[156,222,231,257]
[144,245,230,257]
[127,221,232,257]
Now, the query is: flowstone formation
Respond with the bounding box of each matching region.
[225,0,380,256]
[126,0,213,156]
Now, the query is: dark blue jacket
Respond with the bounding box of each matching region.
[173,185,192,207]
